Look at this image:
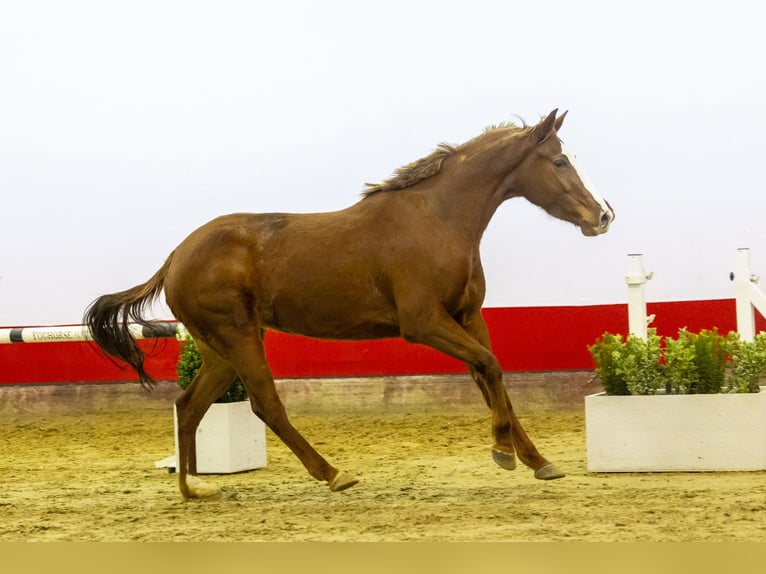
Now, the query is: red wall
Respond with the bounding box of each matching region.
[1,300,761,385]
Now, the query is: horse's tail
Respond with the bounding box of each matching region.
[84,252,175,390]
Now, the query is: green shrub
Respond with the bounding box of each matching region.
[589,328,763,396]
[588,332,630,395]
[727,333,766,394]
[663,328,698,394]
[589,329,664,395]
[663,328,733,394]
[691,329,735,394]
[176,332,247,403]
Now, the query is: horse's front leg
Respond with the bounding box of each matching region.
[398,305,518,468]
[463,312,564,480]
[473,369,565,479]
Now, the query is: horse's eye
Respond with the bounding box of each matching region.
[554,159,568,168]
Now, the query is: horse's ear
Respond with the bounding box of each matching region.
[533,109,559,144]
[554,110,568,132]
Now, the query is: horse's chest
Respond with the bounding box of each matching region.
[406,251,482,310]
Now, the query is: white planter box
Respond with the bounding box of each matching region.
[173,401,267,474]
[585,387,766,472]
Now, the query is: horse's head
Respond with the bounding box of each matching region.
[504,109,614,237]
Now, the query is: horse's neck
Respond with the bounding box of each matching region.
[426,137,532,240]
[424,169,506,242]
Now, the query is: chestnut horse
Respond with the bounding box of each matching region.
[85,109,614,500]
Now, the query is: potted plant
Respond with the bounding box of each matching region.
[173,331,267,474]
[585,328,766,472]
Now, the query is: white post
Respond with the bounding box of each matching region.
[733,248,766,342]
[735,248,756,342]
[625,254,653,340]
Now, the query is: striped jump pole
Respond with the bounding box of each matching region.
[0,321,179,344]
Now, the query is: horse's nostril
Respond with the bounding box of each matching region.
[600,211,611,227]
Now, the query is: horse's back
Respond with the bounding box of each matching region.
[164,209,403,339]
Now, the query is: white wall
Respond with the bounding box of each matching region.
[2,0,766,325]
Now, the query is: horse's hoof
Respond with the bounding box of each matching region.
[329,470,359,492]
[184,475,223,500]
[491,448,517,470]
[534,463,566,480]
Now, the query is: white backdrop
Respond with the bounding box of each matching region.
[2,0,766,326]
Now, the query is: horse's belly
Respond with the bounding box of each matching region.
[272,321,401,341]
[263,297,401,341]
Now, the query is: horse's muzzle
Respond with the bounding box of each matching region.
[581,201,614,236]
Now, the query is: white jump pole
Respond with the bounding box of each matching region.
[0,322,178,344]
[625,253,653,340]
[733,248,766,342]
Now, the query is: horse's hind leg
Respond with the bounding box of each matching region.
[224,331,358,492]
[175,343,238,500]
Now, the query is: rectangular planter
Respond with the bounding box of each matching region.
[585,387,766,472]
[173,400,267,474]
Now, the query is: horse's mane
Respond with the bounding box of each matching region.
[362,121,530,198]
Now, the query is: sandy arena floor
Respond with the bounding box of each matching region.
[1,376,765,542]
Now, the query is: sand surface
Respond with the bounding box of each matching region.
[2,384,764,541]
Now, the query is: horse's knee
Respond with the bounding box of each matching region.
[475,356,503,386]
